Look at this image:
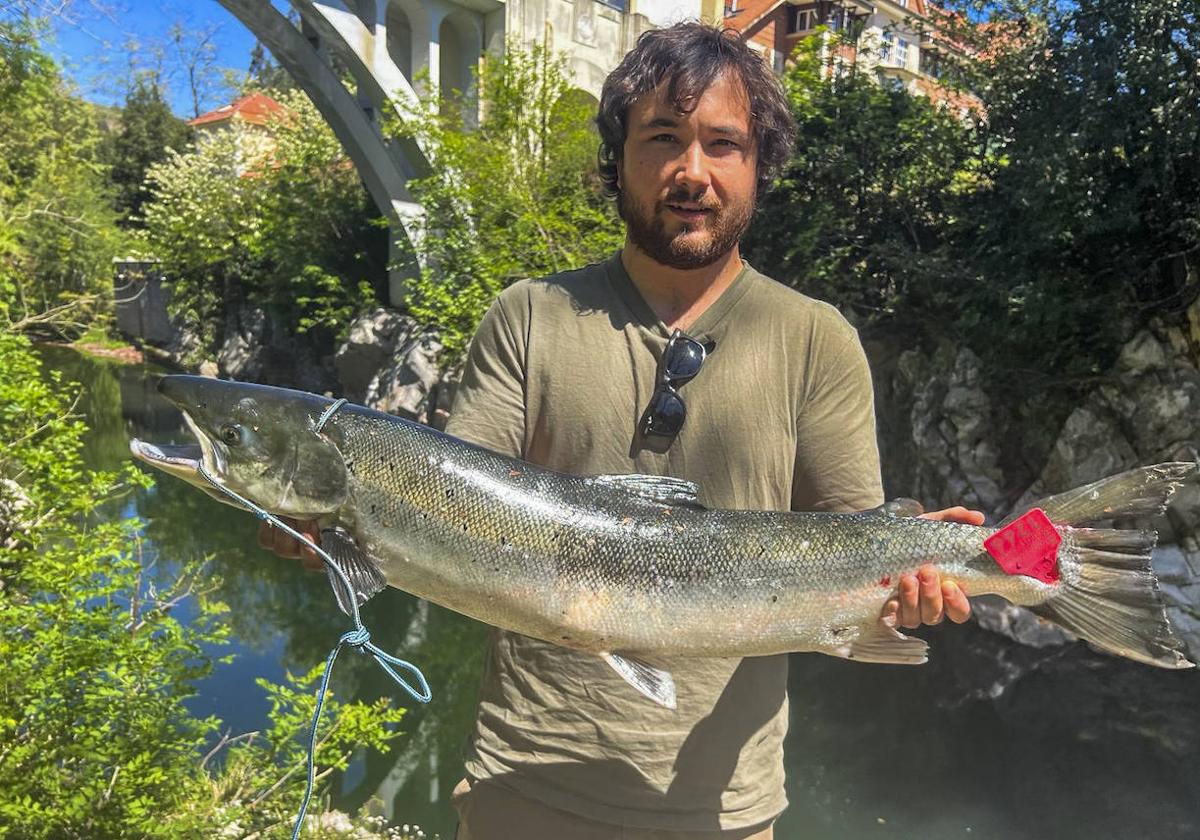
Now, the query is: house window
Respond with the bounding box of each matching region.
[788,7,816,33]
[919,49,942,78]
[880,31,893,63]
[896,37,909,67]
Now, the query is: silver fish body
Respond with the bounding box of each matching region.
[131,377,1196,706]
[333,405,1016,658]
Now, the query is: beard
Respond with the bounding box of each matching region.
[620,185,755,270]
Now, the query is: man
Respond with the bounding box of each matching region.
[262,22,980,838]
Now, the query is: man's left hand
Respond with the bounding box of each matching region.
[881,506,985,629]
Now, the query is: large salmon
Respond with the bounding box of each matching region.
[130,376,1196,707]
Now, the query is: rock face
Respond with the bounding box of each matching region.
[875,304,1200,666]
[334,309,444,423]
[209,305,337,392]
[891,345,1007,514]
[334,308,411,402]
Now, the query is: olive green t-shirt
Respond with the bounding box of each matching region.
[444,254,884,831]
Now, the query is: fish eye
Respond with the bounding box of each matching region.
[219,424,242,446]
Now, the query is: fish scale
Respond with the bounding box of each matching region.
[131,376,1197,708]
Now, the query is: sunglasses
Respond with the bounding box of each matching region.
[638,329,713,452]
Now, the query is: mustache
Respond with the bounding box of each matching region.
[663,188,719,209]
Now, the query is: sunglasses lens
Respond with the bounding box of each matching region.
[642,389,686,438]
[663,337,706,383]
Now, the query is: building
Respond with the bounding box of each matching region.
[187,92,289,174]
[723,0,975,113]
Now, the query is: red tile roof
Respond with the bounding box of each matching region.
[723,0,788,34]
[187,92,286,128]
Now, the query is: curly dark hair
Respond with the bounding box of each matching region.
[597,22,795,203]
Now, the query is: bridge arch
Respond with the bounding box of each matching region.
[218,0,664,304]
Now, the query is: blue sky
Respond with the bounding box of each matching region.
[41,0,285,118]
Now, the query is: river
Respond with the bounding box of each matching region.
[38,345,1200,839]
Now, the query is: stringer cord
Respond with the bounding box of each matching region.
[196,398,431,840]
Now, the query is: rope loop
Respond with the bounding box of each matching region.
[191,396,431,840]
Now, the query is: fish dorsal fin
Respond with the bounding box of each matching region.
[868,498,925,518]
[826,622,929,665]
[601,651,677,709]
[591,474,704,508]
[320,527,388,615]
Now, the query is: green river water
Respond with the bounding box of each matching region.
[37,345,1200,840]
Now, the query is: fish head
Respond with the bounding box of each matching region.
[130,375,349,518]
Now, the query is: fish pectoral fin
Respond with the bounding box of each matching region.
[591,474,705,509]
[601,651,677,710]
[319,527,388,615]
[829,623,929,665]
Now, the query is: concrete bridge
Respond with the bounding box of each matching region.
[217,0,716,304]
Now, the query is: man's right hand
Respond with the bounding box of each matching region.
[257,518,324,572]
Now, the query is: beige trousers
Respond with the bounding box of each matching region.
[452,777,775,840]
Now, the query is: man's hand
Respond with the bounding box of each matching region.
[881,506,984,629]
[257,518,324,572]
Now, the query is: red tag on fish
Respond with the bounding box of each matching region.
[984,508,1061,583]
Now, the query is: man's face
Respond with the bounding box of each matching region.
[618,71,758,270]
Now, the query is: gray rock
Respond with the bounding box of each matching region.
[365,332,443,421]
[217,307,268,380]
[1154,545,1200,659]
[898,346,1006,511]
[0,478,33,551]
[971,596,1074,648]
[334,308,414,401]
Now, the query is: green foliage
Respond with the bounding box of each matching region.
[747,0,1200,392]
[391,42,623,365]
[0,17,124,334]
[141,88,384,343]
[0,331,412,838]
[103,76,192,226]
[745,36,983,338]
[959,0,1200,384]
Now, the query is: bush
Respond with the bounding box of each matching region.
[0,329,410,838]
[141,88,384,345]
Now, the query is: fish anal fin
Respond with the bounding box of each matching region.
[591,474,704,509]
[320,527,388,616]
[828,623,929,665]
[601,651,677,709]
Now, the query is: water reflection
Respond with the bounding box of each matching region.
[36,347,486,837]
[35,346,1200,840]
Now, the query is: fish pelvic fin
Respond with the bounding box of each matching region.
[601,652,677,709]
[1031,526,1195,669]
[320,527,388,616]
[827,622,929,665]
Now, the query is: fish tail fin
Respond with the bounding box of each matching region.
[1018,463,1197,669]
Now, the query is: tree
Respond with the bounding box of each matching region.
[0,15,122,334]
[0,328,412,839]
[743,36,984,342]
[168,19,226,120]
[953,0,1200,384]
[140,87,385,344]
[391,41,623,365]
[245,40,294,92]
[104,75,191,226]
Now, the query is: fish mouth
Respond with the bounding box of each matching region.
[129,438,203,480]
[130,416,230,505]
